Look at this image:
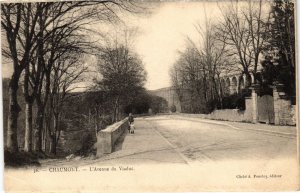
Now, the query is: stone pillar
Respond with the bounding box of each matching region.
[244,97,253,122]
[227,77,233,95]
[273,84,281,125]
[250,84,259,123]
[236,77,240,94]
[272,82,290,125]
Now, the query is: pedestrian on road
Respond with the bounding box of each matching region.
[128,113,135,134]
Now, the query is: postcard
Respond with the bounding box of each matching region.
[1,0,299,192]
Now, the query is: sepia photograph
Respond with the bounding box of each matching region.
[1,0,299,192]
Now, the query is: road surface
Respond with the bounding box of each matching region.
[11,115,299,192]
[64,115,296,166]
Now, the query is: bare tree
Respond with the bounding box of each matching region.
[2,1,144,153]
[46,52,87,154]
[169,63,185,111]
[170,46,208,113]
[191,19,232,108]
[170,17,231,112]
[2,3,42,152]
[215,0,269,84]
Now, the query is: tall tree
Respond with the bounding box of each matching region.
[2,3,41,152]
[2,1,143,153]
[95,41,147,122]
[262,0,295,98]
[170,46,208,113]
[47,53,87,154]
[215,0,269,85]
[170,19,230,112]
[188,19,230,108]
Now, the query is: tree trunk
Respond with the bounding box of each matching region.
[43,123,48,152]
[6,74,21,153]
[34,104,44,152]
[51,113,59,155]
[217,76,224,109]
[113,97,119,123]
[95,107,99,135]
[50,135,57,155]
[24,102,33,152]
[244,72,252,87]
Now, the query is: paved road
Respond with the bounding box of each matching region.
[89,115,297,165]
[14,115,299,192]
[40,115,297,166]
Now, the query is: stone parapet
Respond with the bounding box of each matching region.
[178,108,252,123]
[208,109,252,122]
[96,118,129,156]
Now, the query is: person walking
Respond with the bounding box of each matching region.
[128,113,135,134]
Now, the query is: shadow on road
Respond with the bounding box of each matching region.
[113,129,129,152]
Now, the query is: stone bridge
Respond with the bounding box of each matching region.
[150,72,259,112]
[219,72,258,95]
[151,71,295,126]
[150,87,182,112]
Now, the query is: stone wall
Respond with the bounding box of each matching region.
[178,109,252,123]
[273,98,296,125]
[150,84,296,126]
[273,85,296,126]
[95,118,129,156]
[168,82,296,125]
[205,96,295,125]
[244,98,253,122]
[207,109,252,122]
[196,97,253,123]
[291,105,296,125]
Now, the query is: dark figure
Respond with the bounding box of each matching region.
[128,113,135,134]
[128,113,134,124]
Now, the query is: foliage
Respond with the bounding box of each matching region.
[220,89,251,110]
[1,1,142,158]
[261,0,295,98]
[95,36,147,122]
[170,47,210,113]
[170,0,295,112]
[75,132,96,157]
[149,94,168,114]
[170,104,176,113]
[124,91,168,115]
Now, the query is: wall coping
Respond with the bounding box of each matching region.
[101,118,128,133]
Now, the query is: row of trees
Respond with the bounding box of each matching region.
[170,0,295,113]
[2,1,140,155]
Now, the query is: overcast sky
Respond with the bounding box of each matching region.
[132,1,221,90]
[1,1,225,91]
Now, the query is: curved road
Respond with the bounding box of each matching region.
[40,115,297,167]
[12,115,299,192]
[92,115,297,165]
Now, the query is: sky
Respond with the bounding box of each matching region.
[132,2,222,90]
[0,1,225,91]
